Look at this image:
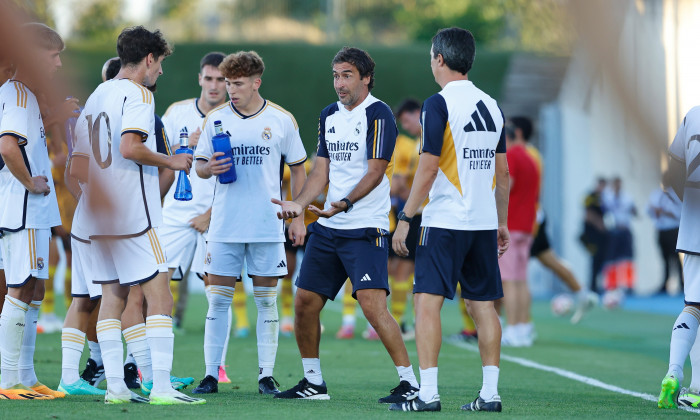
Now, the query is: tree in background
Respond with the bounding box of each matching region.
[72,0,125,43]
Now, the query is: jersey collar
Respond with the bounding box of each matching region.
[338,93,374,114]
[230,99,267,119]
[194,98,206,118]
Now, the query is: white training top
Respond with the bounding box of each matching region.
[669,106,700,254]
[195,99,307,243]
[161,98,215,227]
[315,94,397,231]
[420,80,505,231]
[0,79,61,231]
[73,79,159,239]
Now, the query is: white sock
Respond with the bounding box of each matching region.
[689,329,700,391]
[221,306,232,368]
[396,365,418,389]
[19,300,41,386]
[254,286,279,380]
[480,365,499,400]
[123,323,153,383]
[88,340,102,366]
[146,315,174,393]
[124,353,136,366]
[668,306,700,382]
[342,314,356,327]
[61,328,85,384]
[0,296,28,388]
[418,367,438,401]
[204,286,234,380]
[96,319,128,394]
[302,358,323,385]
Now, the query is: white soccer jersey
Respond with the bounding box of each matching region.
[161,98,215,227]
[315,94,397,231]
[73,79,159,238]
[195,100,307,243]
[669,106,700,254]
[420,80,505,231]
[0,79,61,231]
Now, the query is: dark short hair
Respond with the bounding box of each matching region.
[105,57,121,80]
[117,26,171,67]
[332,47,375,91]
[431,27,475,75]
[395,99,421,118]
[200,52,225,72]
[510,116,533,141]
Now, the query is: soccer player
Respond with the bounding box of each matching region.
[193,51,307,395]
[58,104,105,396]
[510,116,596,324]
[272,47,419,403]
[160,51,232,381]
[499,117,539,348]
[658,106,700,409]
[390,28,509,412]
[0,22,67,400]
[70,26,204,405]
[161,52,225,327]
[390,99,421,339]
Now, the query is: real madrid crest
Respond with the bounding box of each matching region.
[354,121,361,136]
[262,127,272,141]
[37,257,45,270]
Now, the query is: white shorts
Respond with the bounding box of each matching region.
[92,228,168,286]
[71,237,102,300]
[191,238,206,279]
[684,254,700,303]
[161,224,205,280]
[0,228,49,287]
[205,242,287,278]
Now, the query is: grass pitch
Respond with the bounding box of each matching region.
[5,294,696,419]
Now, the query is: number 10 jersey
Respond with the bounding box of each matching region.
[73,78,160,238]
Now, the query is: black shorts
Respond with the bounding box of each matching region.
[296,222,389,300]
[389,214,422,261]
[414,227,503,301]
[530,217,551,257]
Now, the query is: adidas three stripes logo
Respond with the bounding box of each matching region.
[464,100,497,133]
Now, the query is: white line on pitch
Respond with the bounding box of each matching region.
[445,338,700,415]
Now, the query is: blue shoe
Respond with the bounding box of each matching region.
[171,375,195,390]
[58,378,106,396]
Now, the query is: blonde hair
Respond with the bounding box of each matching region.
[22,22,64,51]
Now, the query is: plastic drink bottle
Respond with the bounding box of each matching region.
[211,120,237,183]
[174,130,193,201]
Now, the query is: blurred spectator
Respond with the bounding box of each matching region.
[580,178,608,292]
[602,177,637,291]
[647,171,683,294]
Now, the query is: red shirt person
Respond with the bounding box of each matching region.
[499,117,540,347]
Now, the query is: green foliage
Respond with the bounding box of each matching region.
[395,0,506,45]
[72,0,124,43]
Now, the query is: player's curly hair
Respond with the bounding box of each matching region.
[117,26,171,67]
[332,47,375,91]
[219,51,265,79]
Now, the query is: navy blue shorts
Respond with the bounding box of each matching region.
[296,222,390,300]
[414,227,503,301]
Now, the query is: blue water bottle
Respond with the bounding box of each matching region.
[174,129,193,201]
[211,120,237,183]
